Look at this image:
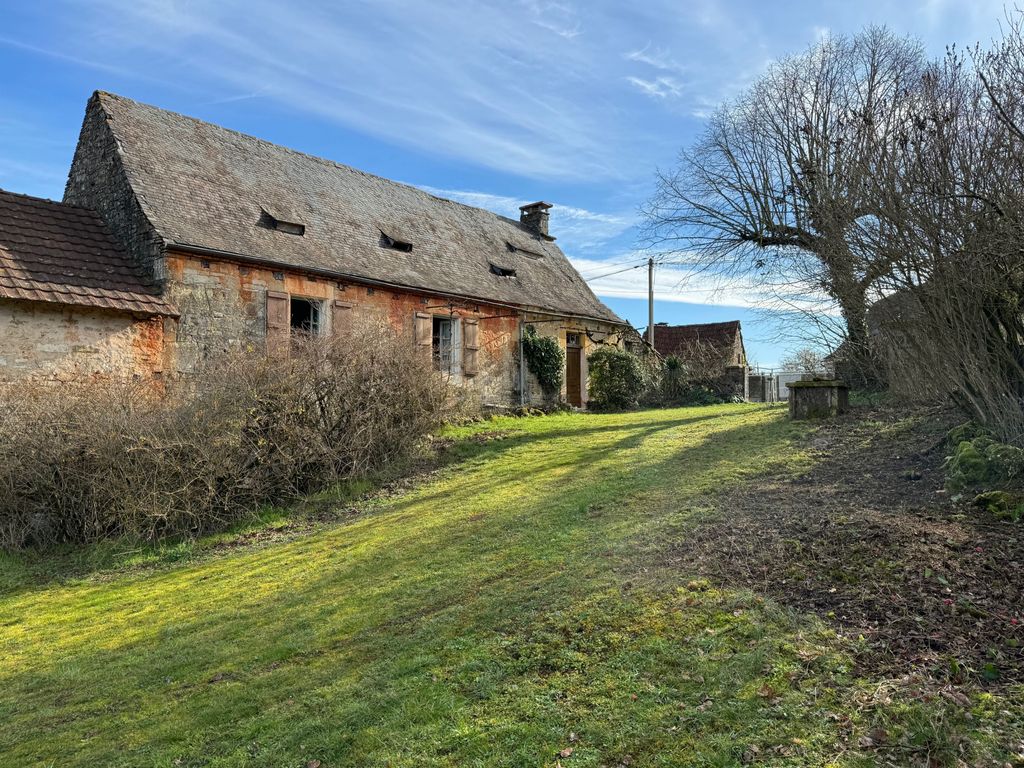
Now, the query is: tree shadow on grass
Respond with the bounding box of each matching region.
[0,408,748,596]
[0,406,822,766]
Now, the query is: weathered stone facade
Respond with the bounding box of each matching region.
[0,300,166,383]
[163,250,624,408]
[64,94,166,285]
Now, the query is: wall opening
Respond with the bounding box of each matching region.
[432,316,454,372]
[380,232,413,252]
[290,297,321,335]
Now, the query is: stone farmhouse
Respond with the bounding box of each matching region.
[1,91,631,407]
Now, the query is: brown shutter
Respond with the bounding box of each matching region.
[332,300,353,334]
[266,290,290,355]
[463,318,479,376]
[414,312,432,349]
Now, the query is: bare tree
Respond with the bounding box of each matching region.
[780,347,828,374]
[643,28,927,385]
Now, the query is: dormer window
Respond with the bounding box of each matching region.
[490,263,516,278]
[259,207,305,236]
[380,232,413,252]
[506,241,544,259]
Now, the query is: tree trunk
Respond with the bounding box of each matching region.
[834,282,885,390]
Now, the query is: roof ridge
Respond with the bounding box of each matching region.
[0,187,99,217]
[95,91,545,237]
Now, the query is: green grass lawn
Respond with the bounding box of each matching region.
[0,404,1017,766]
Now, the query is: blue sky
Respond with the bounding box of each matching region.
[0,0,1008,366]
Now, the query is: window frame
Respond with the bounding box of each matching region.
[431,315,462,374]
[289,296,324,336]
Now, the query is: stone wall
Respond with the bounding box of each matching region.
[164,251,523,407]
[162,251,625,409]
[0,300,166,382]
[63,94,166,284]
[519,315,627,408]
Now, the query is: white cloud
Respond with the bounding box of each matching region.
[625,43,682,72]
[570,256,763,308]
[625,76,683,99]
[568,255,837,315]
[413,184,635,251]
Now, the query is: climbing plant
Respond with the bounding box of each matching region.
[522,325,564,394]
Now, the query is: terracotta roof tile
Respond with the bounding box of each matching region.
[0,189,175,316]
[652,321,742,357]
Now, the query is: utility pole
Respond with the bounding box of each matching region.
[647,257,655,347]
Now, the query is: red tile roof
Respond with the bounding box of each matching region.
[0,189,175,316]
[651,320,742,358]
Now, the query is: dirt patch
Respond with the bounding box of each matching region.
[669,406,1024,687]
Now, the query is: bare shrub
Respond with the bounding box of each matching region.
[0,320,451,549]
[780,347,827,375]
[864,19,1024,440]
[670,339,730,390]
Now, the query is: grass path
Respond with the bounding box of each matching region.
[0,405,1015,766]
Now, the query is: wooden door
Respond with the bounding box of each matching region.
[566,333,582,407]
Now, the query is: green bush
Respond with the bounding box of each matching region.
[983,442,1024,481]
[944,421,993,450]
[973,491,1024,521]
[944,435,1024,493]
[945,440,992,491]
[522,325,564,395]
[587,346,646,410]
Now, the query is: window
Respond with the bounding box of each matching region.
[566,332,581,347]
[380,232,413,252]
[432,316,453,371]
[290,297,322,335]
[259,209,305,236]
[490,263,516,278]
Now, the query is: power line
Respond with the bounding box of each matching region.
[579,254,652,278]
[582,263,647,282]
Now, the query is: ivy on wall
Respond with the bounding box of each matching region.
[522,325,564,394]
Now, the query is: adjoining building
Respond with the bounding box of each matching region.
[650,320,749,399]
[2,91,632,407]
[0,189,175,383]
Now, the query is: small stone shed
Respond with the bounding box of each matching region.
[0,189,175,382]
[650,320,749,399]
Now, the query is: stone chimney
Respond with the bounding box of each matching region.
[519,201,553,238]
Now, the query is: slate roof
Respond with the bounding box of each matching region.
[652,321,743,358]
[91,92,622,323]
[0,189,174,315]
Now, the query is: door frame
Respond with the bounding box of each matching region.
[565,331,584,407]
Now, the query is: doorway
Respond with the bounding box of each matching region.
[565,332,583,407]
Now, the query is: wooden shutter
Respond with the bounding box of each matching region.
[463,318,479,376]
[266,290,290,355]
[414,312,432,350]
[332,300,353,335]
